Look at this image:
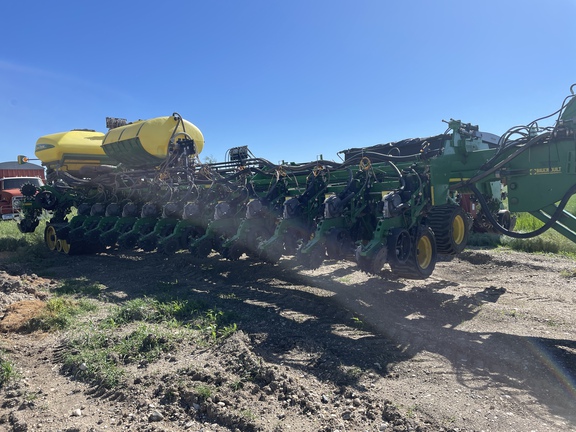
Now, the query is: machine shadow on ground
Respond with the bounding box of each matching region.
[25,248,576,428]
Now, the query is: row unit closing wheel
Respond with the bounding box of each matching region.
[44,226,58,251]
[56,239,71,254]
[428,204,469,255]
[388,226,437,280]
[44,225,76,255]
[355,245,389,276]
[297,242,325,270]
[326,228,352,260]
[159,226,207,255]
[246,225,273,256]
[221,242,244,261]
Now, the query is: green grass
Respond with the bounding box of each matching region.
[25,297,97,332]
[503,205,576,255]
[102,297,238,341]
[0,267,239,389]
[468,196,576,256]
[513,213,545,232]
[102,297,199,326]
[60,298,239,388]
[194,384,214,400]
[60,326,125,387]
[61,321,188,387]
[115,323,180,363]
[230,378,245,391]
[0,356,19,387]
[560,268,576,278]
[0,219,48,259]
[470,227,576,256]
[240,409,257,421]
[54,277,106,297]
[351,316,364,328]
[467,232,502,248]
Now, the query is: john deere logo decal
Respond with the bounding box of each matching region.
[530,167,561,175]
[35,143,55,151]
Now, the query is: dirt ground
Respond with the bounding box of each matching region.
[0,246,575,432]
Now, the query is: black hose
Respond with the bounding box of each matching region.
[263,175,281,202]
[341,151,424,166]
[451,132,551,191]
[470,182,576,238]
[279,160,344,173]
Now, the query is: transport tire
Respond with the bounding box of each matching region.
[428,205,469,255]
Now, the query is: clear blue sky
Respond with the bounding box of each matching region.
[1,0,574,165]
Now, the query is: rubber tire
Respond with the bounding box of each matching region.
[389,226,437,280]
[428,205,469,255]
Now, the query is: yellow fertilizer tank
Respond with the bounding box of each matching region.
[101,114,204,168]
[35,129,113,176]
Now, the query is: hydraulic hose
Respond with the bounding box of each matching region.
[341,150,427,167]
[470,182,576,238]
[450,132,551,191]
